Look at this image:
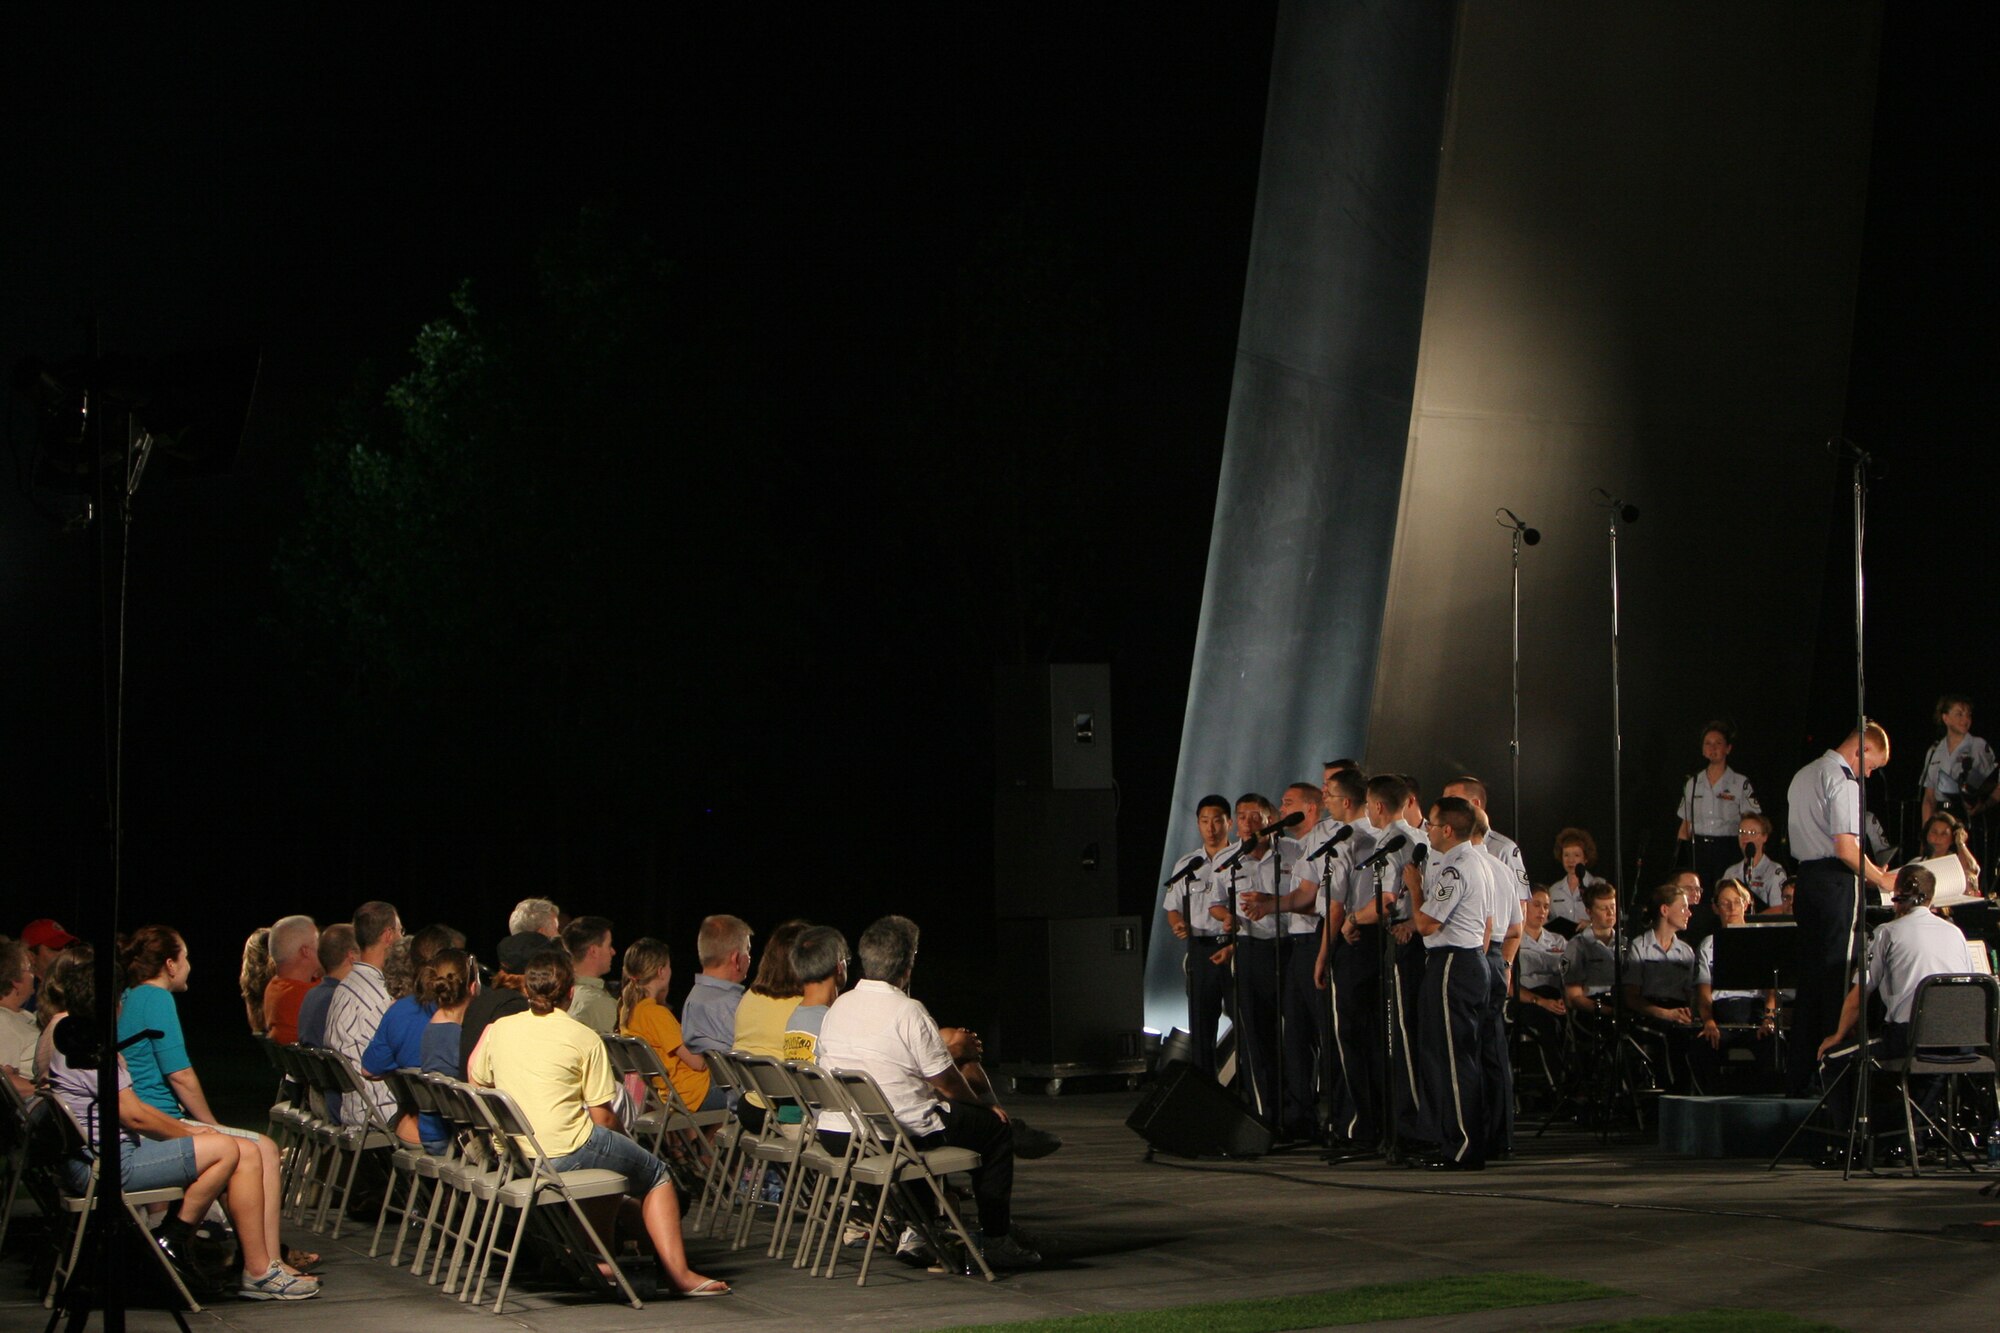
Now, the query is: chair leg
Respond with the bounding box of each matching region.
[127,1197,204,1312]
[855,1175,895,1287]
[929,1176,995,1282]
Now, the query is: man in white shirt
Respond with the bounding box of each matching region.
[1411,797,1490,1169]
[817,914,1039,1269]
[326,900,401,1127]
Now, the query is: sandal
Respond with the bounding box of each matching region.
[283,1245,322,1273]
[675,1278,731,1298]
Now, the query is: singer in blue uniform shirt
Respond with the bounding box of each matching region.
[1411,797,1490,1169]
[1162,794,1236,1075]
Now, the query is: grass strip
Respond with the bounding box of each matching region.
[928,1272,1619,1333]
[1568,1312,1844,1333]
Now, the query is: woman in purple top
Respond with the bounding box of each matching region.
[42,947,319,1301]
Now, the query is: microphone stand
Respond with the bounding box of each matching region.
[1372,858,1400,1164]
[1509,524,1525,844]
[1271,834,1288,1141]
[1603,495,1640,1137]
[1839,442,1875,1178]
[1223,855,1252,1114]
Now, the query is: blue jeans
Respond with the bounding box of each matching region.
[64,1136,198,1196]
[547,1125,670,1196]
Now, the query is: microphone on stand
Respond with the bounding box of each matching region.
[1251,811,1306,837]
[1308,823,1355,861]
[1358,833,1410,871]
[1495,508,1541,545]
[1592,487,1641,524]
[1163,855,1206,888]
[1212,843,1250,873]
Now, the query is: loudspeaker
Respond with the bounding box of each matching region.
[994,663,1114,790]
[994,916,1143,1067]
[993,787,1118,918]
[1126,1059,1270,1159]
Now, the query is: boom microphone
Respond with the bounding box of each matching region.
[1163,855,1206,887]
[1495,507,1541,546]
[1358,833,1409,871]
[1249,811,1305,838]
[1308,823,1355,861]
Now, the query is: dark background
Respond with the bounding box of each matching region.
[2,8,1991,1045]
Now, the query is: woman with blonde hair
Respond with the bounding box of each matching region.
[618,938,719,1113]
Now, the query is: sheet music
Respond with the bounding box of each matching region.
[1904,853,1976,906]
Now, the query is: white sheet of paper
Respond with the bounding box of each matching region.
[1908,853,1972,905]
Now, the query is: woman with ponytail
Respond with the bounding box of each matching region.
[414,948,478,1153]
[617,938,717,1114]
[468,948,727,1298]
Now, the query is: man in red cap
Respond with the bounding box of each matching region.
[20,919,79,1012]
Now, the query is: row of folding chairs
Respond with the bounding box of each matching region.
[692,1049,996,1285]
[251,1034,997,1310]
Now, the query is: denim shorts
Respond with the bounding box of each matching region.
[547,1125,670,1196]
[64,1136,198,1196]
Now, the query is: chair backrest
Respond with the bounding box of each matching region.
[735,1054,797,1110]
[1908,974,1999,1051]
[829,1069,919,1157]
[779,1059,840,1119]
[380,1067,433,1123]
[702,1048,745,1097]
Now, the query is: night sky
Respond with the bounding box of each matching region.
[2,7,1993,1036]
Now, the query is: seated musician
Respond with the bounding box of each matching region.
[1920,812,1982,896]
[1513,886,1568,1055]
[1624,882,1703,1091]
[1694,880,1780,1082]
[1546,828,1603,938]
[1561,881,1623,1020]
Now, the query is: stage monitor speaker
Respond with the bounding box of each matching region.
[1127,1059,1270,1159]
[993,916,1143,1067]
[994,663,1114,791]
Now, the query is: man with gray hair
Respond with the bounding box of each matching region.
[817,915,1038,1268]
[263,915,321,1044]
[0,939,35,1089]
[509,898,562,938]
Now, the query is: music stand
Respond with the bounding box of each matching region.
[1710,922,1800,995]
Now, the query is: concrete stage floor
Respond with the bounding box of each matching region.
[7,1087,2000,1332]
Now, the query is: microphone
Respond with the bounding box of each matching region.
[1211,843,1249,873]
[1591,488,1640,524]
[1358,833,1409,871]
[1495,508,1541,546]
[1411,843,1428,868]
[1163,855,1205,887]
[1248,811,1306,838]
[1308,823,1355,861]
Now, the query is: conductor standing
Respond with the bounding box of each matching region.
[1784,721,1896,1095]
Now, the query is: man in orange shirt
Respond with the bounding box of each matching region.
[261,915,321,1044]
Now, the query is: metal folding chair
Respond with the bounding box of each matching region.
[1879,973,2000,1176]
[827,1069,994,1285]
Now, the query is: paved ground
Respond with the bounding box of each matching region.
[8,1087,2000,1332]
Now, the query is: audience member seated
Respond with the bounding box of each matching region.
[562,915,619,1035]
[363,923,463,1145]
[619,938,723,1136]
[783,926,848,1063]
[468,948,727,1298]
[240,927,275,1036]
[0,939,36,1092]
[1624,882,1703,1091]
[1562,880,1625,1019]
[417,947,477,1154]
[1695,879,1781,1083]
[297,924,356,1049]
[42,946,320,1301]
[262,916,320,1045]
[732,919,809,1131]
[816,914,1039,1269]
[1547,828,1603,936]
[115,924,319,1277]
[21,918,80,1012]
[328,901,403,1127]
[509,897,562,940]
[459,931,542,1071]
[682,915,752,1056]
